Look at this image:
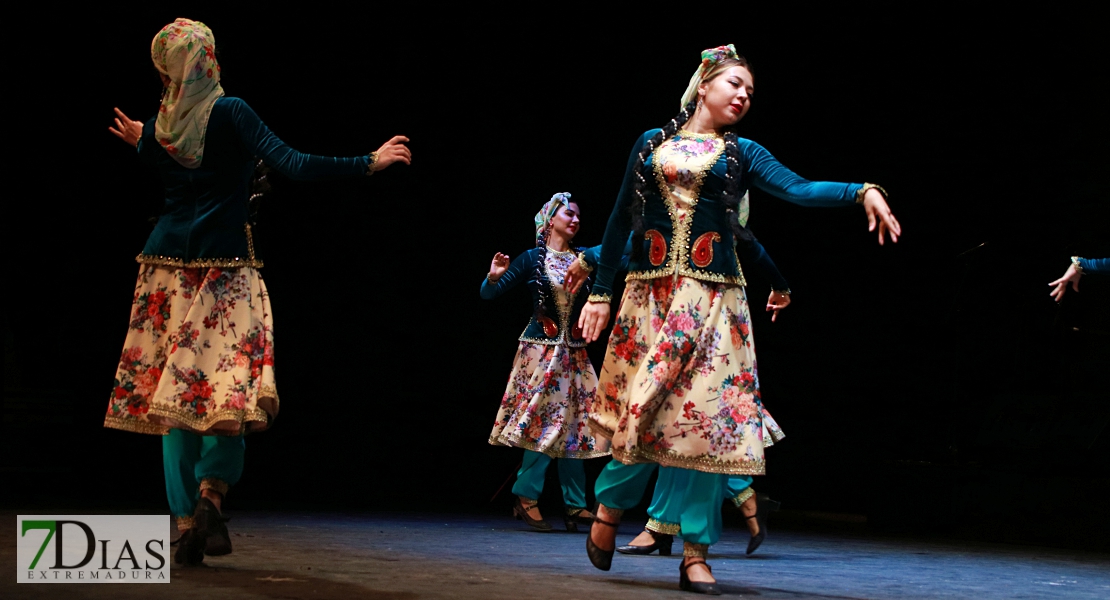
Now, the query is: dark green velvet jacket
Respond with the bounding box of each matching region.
[594,129,864,298]
[136,97,370,268]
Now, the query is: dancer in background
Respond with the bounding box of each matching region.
[105,18,410,565]
[483,193,625,532]
[578,44,900,594]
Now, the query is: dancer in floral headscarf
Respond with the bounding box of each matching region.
[578,44,901,594]
[105,18,411,565]
[482,193,626,532]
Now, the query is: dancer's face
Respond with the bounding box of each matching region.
[550,203,580,242]
[699,65,754,128]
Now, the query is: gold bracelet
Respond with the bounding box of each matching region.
[856,182,888,204]
[773,288,792,295]
[1071,256,1084,275]
[577,252,594,273]
[366,152,379,176]
[587,293,612,304]
[486,273,500,283]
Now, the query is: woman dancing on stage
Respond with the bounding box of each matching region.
[577,44,901,594]
[482,193,623,532]
[104,18,410,565]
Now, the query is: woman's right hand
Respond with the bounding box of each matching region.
[108,107,143,147]
[578,302,611,343]
[370,135,412,172]
[1048,263,1082,302]
[488,252,510,282]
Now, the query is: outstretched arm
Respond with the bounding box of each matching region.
[1049,257,1109,301]
[743,140,901,245]
[227,98,410,180]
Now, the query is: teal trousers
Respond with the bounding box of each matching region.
[511,449,587,509]
[595,460,729,546]
[163,429,245,519]
[646,467,754,531]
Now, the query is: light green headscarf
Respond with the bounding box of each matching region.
[534,192,572,242]
[151,18,225,168]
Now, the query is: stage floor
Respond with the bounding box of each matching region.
[4,511,1108,599]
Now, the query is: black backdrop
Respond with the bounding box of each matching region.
[5,8,1108,547]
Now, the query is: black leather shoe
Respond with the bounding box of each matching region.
[173,529,206,566]
[564,508,594,533]
[512,496,552,532]
[679,557,721,595]
[617,530,673,555]
[744,494,781,555]
[585,514,620,571]
[194,497,233,556]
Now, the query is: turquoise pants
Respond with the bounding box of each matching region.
[163,429,245,519]
[646,465,753,532]
[511,450,587,510]
[595,460,729,546]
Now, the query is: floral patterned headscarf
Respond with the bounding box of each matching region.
[534,192,572,243]
[679,44,740,109]
[151,18,225,168]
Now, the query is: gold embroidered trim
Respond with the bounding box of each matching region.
[200,478,229,496]
[245,223,257,262]
[176,516,195,531]
[676,129,723,142]
[598,505,624,518]
[856,182,888,204]
[104,415,170,436]
[625,269,746,286]
[136,254,264,269]
[612,445,767,475]
[545,245,575,255]
[488,435,611,460]
[260,384,280,415]
[683,542,710,558]
[587,293,613,303]
[577,252,594,273]
[1071,256,1084,274]
[646,518,681,535]
[731,487,755,507]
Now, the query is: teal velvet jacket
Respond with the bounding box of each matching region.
[594,129,864,298]
[481,245,625,347]
[135,97,371,268]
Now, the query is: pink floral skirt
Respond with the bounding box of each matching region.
[589,276,784,475]
[104,264,278,436]
[490,342,610,459]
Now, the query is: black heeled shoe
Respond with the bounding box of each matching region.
[512,496,553,532]
[616,529,674,555]
[679,557,721,595]
[585,514,620,571]
[744,494,781,555]
[564,508,594,532]
[173,528,206,566]
[194,497,233,556]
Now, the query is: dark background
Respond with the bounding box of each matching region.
[4,8,1108,549]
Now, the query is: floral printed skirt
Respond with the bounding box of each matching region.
[489,342,611,459]
[589,276,784,475]
[104,264,278,436]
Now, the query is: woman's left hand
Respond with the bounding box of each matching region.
[108,107,143,147]
[1048,264,1082,302]
[766,290,791,322]
[863,188,901,246]
[565,259,589,294]
[370,135,412,171]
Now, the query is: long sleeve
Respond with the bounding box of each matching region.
[225,98,369,180]
[137,119,163,166]
[1078,257,1110,276]
[737,236,790,291]
[581,236,633,271]
[742,140,862,207]
[480,250,534,299]
[595,131,654,297]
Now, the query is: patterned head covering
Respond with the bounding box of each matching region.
[680,44,740,109]
[151,18,225,168]
[534,192,573,243]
